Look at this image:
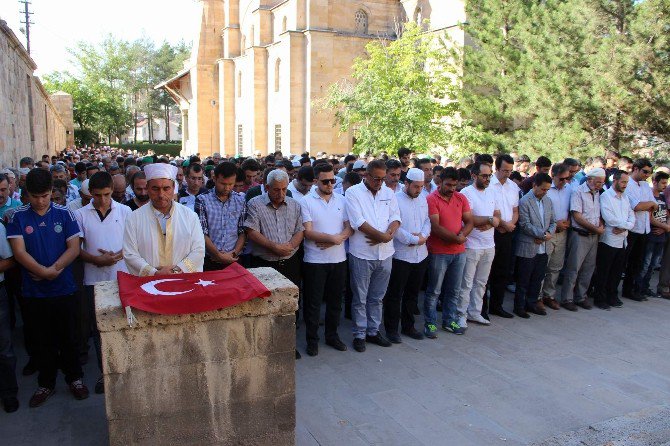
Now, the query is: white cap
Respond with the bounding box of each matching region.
[586,167,606,178]
[292,160,301,167]
[406,167,425,182]
[0,168,15,178]
[352,160,367,170]
[145,163,178,182]
[80,179,90,196]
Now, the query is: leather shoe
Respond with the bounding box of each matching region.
[595,302,610,310]
[353,338,366,352]
[513,308,530,319]
[561,301,578,311]
[609,298,623,308]
[306,343,318,357]
[542,297,560,310]
[386,332,402,344]
[490,307,514,318]
[576,299,593,310]
[526,304,546,316]
[2,396,19,413]
[325,338,347,351]
[401,327,424,340]
[366,333,392,347]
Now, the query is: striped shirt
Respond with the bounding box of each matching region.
[195,190,246,254]
[244,194,304,261]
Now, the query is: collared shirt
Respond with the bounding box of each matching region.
[345,182,401,261]
[600,187,635,248]
[393,190,430,263]
[490,175,519,222]
[195,190,246,254]
[419,181,438,199]
[178,186,208,211]
[536,196,546,255]
[287,181,309,203]
[426,190,470,255]
[67,198,85,212]
[301,189,348,264]
[153,206,172,235]
[0,198,21,219]
[66,184,79,204]
[624,177,655,234]
[570,182,601,231]
[461,185,498,250]
[244,195,303,261]
[547,182,571,221]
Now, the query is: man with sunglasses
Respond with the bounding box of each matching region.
[540,163,572,310]
[345,160,401,352]
[621,159,658,301]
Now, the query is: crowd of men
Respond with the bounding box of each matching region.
[0,147,668,414]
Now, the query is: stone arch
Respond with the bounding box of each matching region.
[354,9,369,34]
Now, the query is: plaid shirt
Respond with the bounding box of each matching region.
[244,194,304,261]
[195,190,246,254]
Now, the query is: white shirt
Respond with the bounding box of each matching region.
[461,185,498,250]
[547,182,571,221]
[287,181,309,203]
[536,197,546,255]
[75,200,132,285]
[419,181,437,199]
[490,174,520,222]
[625,177,655,234]
[345,182,401,261]
[393,190,430,263]
[600,187,636,248]
[301,190,348,264]
[67,198,85,212]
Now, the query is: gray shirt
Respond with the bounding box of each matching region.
[244,194,304,261]
[570,182,601,231]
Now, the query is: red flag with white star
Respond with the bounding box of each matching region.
[117,263,271,315]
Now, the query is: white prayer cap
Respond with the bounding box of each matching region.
[80,179,90,196]
[292,160,301,167]
[406,168,425,182]
[586,167,606,178]
[145,163,178,182]
[353,160,367,170]
[0,168,15,178]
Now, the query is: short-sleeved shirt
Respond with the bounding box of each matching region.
[625,178,655,234]
[0,224,13,282]
[6,204,81,298]
[570,182,601,231]
[490,175,520,222]
[301,190,348,264]
[461,185,498,250]
[426,190,470,255]
[195,190,246,254]
[244,195,303,261]
[650,192,668,243]
[0,198,21,219]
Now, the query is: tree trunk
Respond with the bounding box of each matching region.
[133,102,138,144]
[148,113,153,143]
[165,105,171,142]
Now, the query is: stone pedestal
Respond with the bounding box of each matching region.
[95,267,298,446]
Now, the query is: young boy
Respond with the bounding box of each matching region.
[6,168,88,407]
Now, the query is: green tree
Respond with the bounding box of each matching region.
[323,22,460,156]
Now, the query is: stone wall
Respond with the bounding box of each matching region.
[96,267,298,445]
[0,20,69,168]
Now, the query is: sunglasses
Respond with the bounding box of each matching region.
[320,179,337,185]
[642,169,652,174]
[557,176,569,182]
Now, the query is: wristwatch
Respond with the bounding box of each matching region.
[488,217,494,225]
[171,266,182,274]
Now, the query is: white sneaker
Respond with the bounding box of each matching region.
[467,314,491,325]
[458,317,468,328]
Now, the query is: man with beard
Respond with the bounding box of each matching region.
[591,170,635,310]
[111,175,127,203]
[415,158,437,198]
[398,148,411,181]
[384,159,403,193]
[195,162,246,271]
[124,172,149,211]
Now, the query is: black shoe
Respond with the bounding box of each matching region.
[22,359,37,376]
[490,307,514,318]
[609,298,623,308]
[95,376,105,394]
[306,343,318,357]
[625,293,645,302]
[401,327,425,340]
[325,338,347,351]
[526,305,546,316]
[513,308,530,319]
[386,332,402,344]
[2,397,19,413]
[353,338,366,352]
[576,299,593,310]
[295,349,301,359]
[561,301,578,311]
[366,333,392,347]
[595,302,611,310]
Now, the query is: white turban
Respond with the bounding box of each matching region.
[586,167,606,178]
[406,168,425,182]
[145,163,177,182]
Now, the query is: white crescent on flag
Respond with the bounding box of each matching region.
[140,278,195,296]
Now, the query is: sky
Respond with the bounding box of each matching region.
[0,0,201,76]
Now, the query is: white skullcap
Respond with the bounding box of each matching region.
[80,179,90,196]
[586,167,606,178]
[353,160,367,170]
[406,168,425,182]
[0,168,15,178]
[292,160,301,167]
[145,163,178,182]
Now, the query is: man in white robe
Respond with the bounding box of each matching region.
[123,163,205,276]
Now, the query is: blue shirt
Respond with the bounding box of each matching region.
[0,198,21,220]
[6,203,81,298]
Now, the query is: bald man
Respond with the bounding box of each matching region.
[112,175,126,203]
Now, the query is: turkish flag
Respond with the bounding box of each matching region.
[117,263,271,315]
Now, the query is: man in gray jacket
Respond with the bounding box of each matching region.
[514,173,556,318]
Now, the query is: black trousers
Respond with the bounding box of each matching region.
[592,243,627,305]
[489,231,514,310]
[383,258,427,334]
[514,254,548,310]
[302,261,347,343]
[22,294,83,389]
[84,286,103,372]
[622,232,647,296]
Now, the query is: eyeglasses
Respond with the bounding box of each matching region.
[557,176,570,182]
[642,169,652,174]
[478,174,492,179]
[320,179,337,185]
[369,177,385,182]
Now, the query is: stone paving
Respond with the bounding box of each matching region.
[3,290,670,445]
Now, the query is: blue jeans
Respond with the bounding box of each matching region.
[639,239,665,291]
[0,284,18,399]
[423,253,466,326]
[348,254,392,339]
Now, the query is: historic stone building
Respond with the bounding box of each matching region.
[0,19,73,168]
[158,0,465,158]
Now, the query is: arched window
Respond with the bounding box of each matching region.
[282,16,287,33]
[274,59,281,92]
[355,10,368,34]
[238,71,242,97]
